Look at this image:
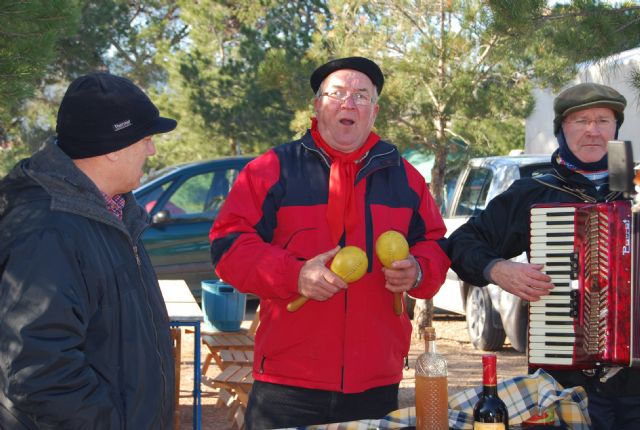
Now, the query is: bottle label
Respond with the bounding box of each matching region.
[473,423,505,430]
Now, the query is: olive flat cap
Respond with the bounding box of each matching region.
[310,56,384,95]
[553,82,626,133]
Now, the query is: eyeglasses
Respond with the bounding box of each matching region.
[565,117,616,130]
[320,90,374,106]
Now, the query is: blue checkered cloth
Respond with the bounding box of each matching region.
[282,369,590,429]
[447,368,590,429]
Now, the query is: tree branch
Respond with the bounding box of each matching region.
[536,6,640,23]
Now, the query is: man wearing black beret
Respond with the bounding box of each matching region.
[0,73,177,429]
[210,56,450,428]
[446,83,640,429]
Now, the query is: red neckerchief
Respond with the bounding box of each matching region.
[310,118,380,244]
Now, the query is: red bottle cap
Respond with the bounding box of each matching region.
[482,354,497,386]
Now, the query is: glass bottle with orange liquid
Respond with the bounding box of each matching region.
[415,326,448,430]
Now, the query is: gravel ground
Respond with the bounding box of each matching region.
[175,304,528,430]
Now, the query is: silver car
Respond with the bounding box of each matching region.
[435,154,554,352]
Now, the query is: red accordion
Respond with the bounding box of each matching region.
[528,200,640,369]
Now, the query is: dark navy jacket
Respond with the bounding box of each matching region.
[0,143,174,429]
[446,150,640,397]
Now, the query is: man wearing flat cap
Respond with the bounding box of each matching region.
[0,73,177,429]
[445,83,640,429]
[210,56,450,428]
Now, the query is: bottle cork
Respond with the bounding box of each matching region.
[424,326,436,348]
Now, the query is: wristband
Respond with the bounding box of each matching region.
[410,261,423,290]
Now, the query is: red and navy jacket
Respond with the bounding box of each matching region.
[210,130,450,393]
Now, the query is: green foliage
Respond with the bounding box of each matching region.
[488,0,640,90]
[3,0,640,184]
[462,117,526,157]
[487,0,547,33]
[0,143,31,177]
[54,0,186,85]
[1,0,188,175]
[153,0,329,165]
[0,0,80,140]
[545,1,640,67]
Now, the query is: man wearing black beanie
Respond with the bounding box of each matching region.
[0,73,178,429]
[445,82,640,430]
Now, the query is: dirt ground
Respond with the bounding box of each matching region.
[174,303,527,430]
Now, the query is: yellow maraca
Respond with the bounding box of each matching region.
[287,246,367,312]
[375,231,410,315]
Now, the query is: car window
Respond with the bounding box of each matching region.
[454,167,493,217]
[164,172,213,217]
[137,181,173,214]
[160,168,241,220]
[203,169,238,213]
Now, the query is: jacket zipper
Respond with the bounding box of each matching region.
[132,243,169,422]
[304,137,398,392]
[133,245,142,266]
[341,290,348,391]
[357,147,396,179]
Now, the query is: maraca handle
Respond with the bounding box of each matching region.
[287,295,309,312]
[393,292,403,316]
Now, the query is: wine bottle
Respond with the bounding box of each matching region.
[472,354,509,429]
[415,326,448,430]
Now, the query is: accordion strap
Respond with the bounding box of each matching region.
[532,173,622,203]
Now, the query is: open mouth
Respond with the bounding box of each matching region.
[339,119,355,126]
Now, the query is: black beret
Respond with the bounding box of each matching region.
[310,56,384,95]
[553,83,626,134]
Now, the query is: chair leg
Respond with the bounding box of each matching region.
[232,404,246,430]
[202,352,213,375]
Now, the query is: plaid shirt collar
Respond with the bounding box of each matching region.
[101,192,126,220]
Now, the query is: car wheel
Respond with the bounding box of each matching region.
[499,293,528,353]
[466,285,506,351]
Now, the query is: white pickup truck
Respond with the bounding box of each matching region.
[433,154,554,352]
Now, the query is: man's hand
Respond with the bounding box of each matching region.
[382,255,420,293]
[297,246,348,301]
[488,260,554,301]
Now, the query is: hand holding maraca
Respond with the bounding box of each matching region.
[375,230,414,316]
[287,246,367,312]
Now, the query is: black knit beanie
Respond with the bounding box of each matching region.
[56,73,177,159]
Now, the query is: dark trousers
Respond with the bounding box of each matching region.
[244,380,399,430]
[588,392,640,430]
